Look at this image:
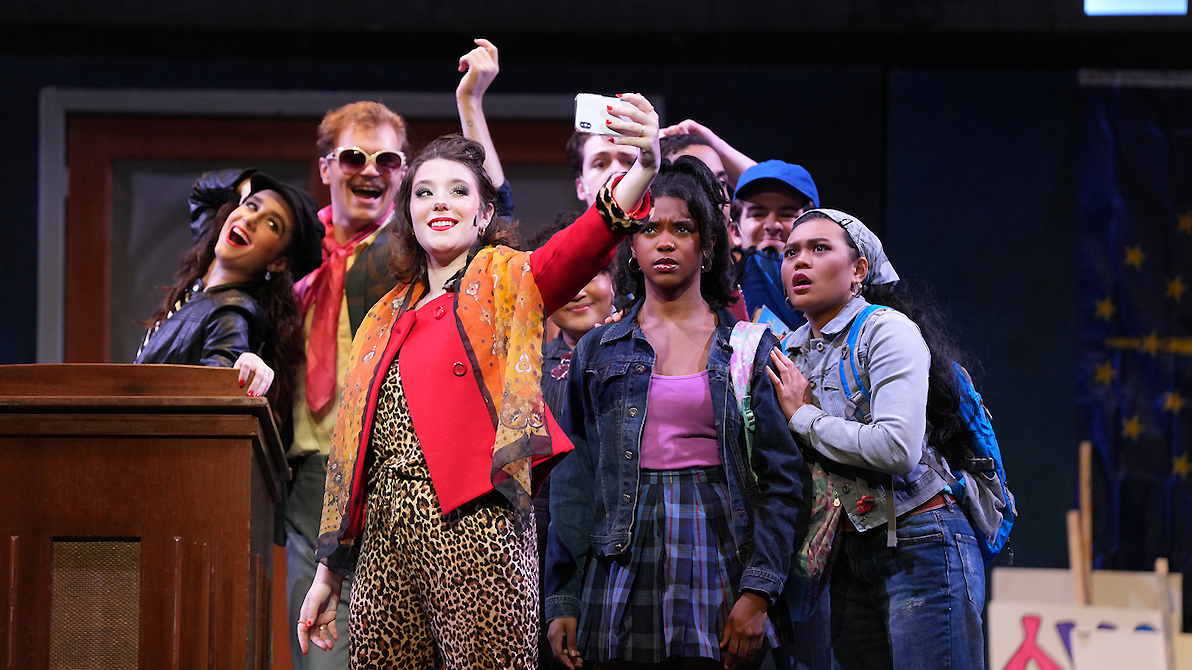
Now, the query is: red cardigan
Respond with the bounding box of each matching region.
[345,204,621,521]
[379,292,572,514]
[317,186,651,571]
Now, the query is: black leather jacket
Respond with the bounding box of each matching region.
[134,282,271,367]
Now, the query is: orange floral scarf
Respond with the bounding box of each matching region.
[318,245,555,547]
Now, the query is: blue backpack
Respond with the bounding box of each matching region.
[841,304,1016,566]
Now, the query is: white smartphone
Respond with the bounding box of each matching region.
[574,93,625,136]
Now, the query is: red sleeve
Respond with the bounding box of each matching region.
[531,175,651,315]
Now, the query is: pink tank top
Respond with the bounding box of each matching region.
[639,370,722,470]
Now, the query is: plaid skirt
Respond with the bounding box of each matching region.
[577,467,778,663]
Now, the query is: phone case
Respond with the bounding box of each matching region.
[574,93,623,136]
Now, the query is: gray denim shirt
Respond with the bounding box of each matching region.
[787,297,946,531]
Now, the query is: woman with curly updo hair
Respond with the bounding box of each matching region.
[299,92,662,670]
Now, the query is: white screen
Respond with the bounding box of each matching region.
[1085,0,1187,15]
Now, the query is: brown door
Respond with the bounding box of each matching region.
[63,114,574,363]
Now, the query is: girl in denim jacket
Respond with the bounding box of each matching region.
[768,209,985,670]
[546,157,803,670]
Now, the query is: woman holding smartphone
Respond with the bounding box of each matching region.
[297,91,662,669]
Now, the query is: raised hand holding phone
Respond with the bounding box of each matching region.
[602,92,661,213]
[574,93,626,136]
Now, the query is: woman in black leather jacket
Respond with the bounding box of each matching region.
[135,170,323,421]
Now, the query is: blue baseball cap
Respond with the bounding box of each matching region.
[734,160,819,208]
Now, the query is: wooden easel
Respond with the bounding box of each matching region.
[1067,441,1178,669]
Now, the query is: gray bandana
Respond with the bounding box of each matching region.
[793,208,899,287]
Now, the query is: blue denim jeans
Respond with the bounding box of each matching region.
[771,587,834,670]
[829,500,985,670]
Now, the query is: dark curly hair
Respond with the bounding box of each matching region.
[792,211,979,468]
[864,282,979,470]
[145,202,303,432]
[659,132,713,159]
[613,156,735,312]
[387,134,519,286]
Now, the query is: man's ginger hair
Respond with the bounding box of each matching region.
[316,101,408,157]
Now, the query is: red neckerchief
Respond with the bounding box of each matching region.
[297,208,381,413]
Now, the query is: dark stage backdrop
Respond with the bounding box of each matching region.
[886,70,1082,570]
[1078,84,1192,577]
[0,53,1083,569]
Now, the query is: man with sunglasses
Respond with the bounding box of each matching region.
[281,99,409,670]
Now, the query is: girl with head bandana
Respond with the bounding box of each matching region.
[768,209,986,670]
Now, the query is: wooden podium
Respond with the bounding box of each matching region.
[0,364,288,670]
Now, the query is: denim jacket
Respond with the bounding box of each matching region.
[545,302,804,621]
[787,297,947,532]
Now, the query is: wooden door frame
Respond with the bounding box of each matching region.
[37,88,583,362]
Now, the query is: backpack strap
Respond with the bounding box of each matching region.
[838,304,885,422]
[836,305,900,547]
[729,321,771,476]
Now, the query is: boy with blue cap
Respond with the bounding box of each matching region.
[734,160,820,336]
[735,160,819,254]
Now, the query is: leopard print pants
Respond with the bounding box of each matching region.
[348,361,539,670]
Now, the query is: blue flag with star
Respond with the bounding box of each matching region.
[1079,82,1192,586]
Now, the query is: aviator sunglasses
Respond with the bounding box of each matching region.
[325,146,407,176]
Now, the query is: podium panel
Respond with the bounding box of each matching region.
[0,364,287,670]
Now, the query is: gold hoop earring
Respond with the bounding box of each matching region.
[628,257,641,273]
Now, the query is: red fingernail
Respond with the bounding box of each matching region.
[607,138,615,143]
[616,93,623,98]
[605,119,612,125]
[239,379,245,387]
[606,105,613,111]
